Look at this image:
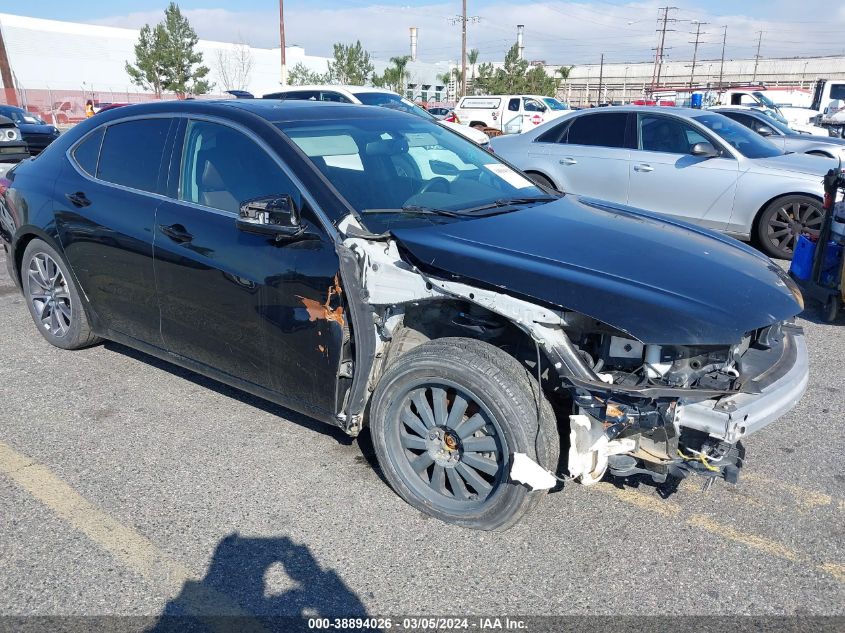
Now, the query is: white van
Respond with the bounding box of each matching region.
[453,95,570,133]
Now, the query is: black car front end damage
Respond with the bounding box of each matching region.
[340,194,809,490]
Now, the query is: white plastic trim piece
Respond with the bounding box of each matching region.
[510,453,557,491]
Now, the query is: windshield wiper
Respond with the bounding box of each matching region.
[361,205,465,218]
[457,194,560,214]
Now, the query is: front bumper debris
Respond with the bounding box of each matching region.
[676,326,808,444]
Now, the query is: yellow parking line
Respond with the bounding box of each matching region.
[594,482,844,583]
[686,514,798,561]
[0,441,266,631]
[740,473,834,512]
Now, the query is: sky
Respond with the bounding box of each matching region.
[10,1,845,65]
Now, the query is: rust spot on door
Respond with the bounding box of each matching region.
[297,273,345,327]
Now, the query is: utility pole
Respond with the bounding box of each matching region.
[597,53,604,105]
[650,6,678,95]
[687,20,708,87]
[449,4,479,98]
[0,22,17,106]
[279,0,287,86]
[718,25,727,90]
[752,30,763,83]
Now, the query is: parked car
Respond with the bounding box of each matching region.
[711,106,845,161]
[94,103,130,115]
[262,85,490,146]
[0,115,30,163]
[0,105,61,155]
[454,95,570,133]
[490,106,834,259]
[426,106,453,120]
[1,100,808,530]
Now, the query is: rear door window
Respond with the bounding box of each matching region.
[96,118,171,193]
[72,127,105,176]
[566,113,629,148]
[508,98,520,112]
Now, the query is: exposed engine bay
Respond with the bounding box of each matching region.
[337,219,809,490]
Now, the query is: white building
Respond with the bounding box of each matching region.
[0,12,455,118]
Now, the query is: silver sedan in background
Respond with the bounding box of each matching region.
[709,106,845,161]
[490,106,835,259]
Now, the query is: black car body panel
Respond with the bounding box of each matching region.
[0,115,30,162]
[391,195,801,345]
[0,106,60,155]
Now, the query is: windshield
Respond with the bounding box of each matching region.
[753,92,777,108]
[352,91,437,122]
[277,116,546,231]
[0,108,41,125]
[692,113,784,159]
[758,111,797,135]
[542,98,568,111]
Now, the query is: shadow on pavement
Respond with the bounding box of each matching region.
[148,533,373,633]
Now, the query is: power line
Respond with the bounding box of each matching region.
[449,3,479,98]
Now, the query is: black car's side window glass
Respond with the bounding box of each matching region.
[97,119,171,193]
[566,113,628,148]
[72,127,105,177]
[179,119,300,214]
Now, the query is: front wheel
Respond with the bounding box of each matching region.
[370,337,558,531]
[756,195,825,260]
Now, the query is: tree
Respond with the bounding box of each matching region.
[467,48,479,94]
[125,3,211,97]
[125,24,169,97]
[288,62,329,86]
[472,44,559,97]
[327,41,374,85]
[372,55,411,94]
[214,42,253,92]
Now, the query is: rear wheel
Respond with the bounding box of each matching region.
[756,195,825,260]
[370,337,558,531]
[21,239,100,350]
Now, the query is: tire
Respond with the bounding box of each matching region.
[822,296,840,323]
[21,238,101,350]
[526,172,558,192]
[755,195,825,260]
[370,337,559,531]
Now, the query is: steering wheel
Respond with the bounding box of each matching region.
[419,177,450,195]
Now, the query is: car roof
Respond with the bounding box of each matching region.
[568,105,713,117]
[87,98,416,125]
[264,85,397,96]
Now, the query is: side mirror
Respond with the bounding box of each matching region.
[691,141,719,158]
[756,126,773,137]
[237,194,303,238]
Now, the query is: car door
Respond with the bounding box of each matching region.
[536,111,632,201]
[154,117,344,416]
[627,113,739,231]
[55,116,176,345]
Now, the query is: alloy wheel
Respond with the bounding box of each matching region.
[765,200,824,257]
[27,253,72,338]
[389,382,507,511]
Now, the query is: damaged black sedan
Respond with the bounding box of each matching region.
[0,100,808,530]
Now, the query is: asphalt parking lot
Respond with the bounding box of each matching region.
[0,244,843,625]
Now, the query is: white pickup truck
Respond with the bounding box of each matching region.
[453,95,570,134]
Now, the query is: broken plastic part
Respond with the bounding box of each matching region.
[510,453,557,491]
[568,414,637,485]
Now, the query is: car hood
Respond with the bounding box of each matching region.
[391,196,803,345]
[18,123,56,134]
[440,120,489,145]
[751,152,836,178]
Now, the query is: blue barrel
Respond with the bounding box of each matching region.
[789,235,815,280]
[690,93,703,109]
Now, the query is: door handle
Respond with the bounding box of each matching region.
[160,223,193,244]
[65,191,91,208]
[634,164,654,172]
[559,157,577,165]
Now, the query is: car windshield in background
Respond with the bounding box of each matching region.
[542,98,568,111]
[0,107,42,125]
[753,92,777,108]
[277,117,545,231]
[352,91,437,121]
[759,112,798,135]
[693,113,784,159]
